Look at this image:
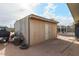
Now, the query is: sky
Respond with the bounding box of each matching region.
[0,3,74,28]
[33,3,74,26]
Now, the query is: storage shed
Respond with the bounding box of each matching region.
[14,14,58,46]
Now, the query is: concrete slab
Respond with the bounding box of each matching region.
[0,34,79,56]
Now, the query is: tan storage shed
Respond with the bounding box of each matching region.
[14,14,58,46]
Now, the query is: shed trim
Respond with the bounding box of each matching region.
[29,14,58,24]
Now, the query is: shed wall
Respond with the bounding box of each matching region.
[48,23,57,39]
[14,16,57,46]
[14,20,21,32]
[14,16,29,44]
[30,19,45,45]
[30,18,57,45]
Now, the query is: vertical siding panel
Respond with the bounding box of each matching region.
[49,23,57,40]
[30,19,45,45]
[45,22,49,40]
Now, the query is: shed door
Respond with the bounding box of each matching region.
[45,23,49,40]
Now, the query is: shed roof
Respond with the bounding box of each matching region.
[28,14,58,24]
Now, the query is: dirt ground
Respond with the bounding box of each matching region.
[0,33,79,56]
